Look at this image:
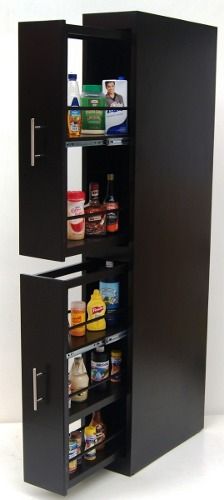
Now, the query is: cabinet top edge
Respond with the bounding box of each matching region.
[83,10,217,31]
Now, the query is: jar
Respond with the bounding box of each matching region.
[110,350,122,383]
[69,437,78,474]
[84,425,97,461]
[67,191,85,240]
[81,85,106,135]
[70,301,86,337]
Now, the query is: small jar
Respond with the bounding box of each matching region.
[69,437,78,474]
[110,350,122,383]
[84,425,97,461]
[70,301,86,337]
[81,85,106,135]
[67,191,85,240]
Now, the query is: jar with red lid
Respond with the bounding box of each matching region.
[67,191,85,240]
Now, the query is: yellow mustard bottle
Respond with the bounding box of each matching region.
[87,290,106,331]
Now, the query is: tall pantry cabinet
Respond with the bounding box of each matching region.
[19,11,217,496]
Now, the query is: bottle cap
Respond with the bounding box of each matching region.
[82,84,102,94]
[106,261,114,268]
[68,73,77,80]
[117,76,125,80]
[85,425,96,436]
[71,301,86,311]
[96,346,105,353]
[74,354,82,359]
[107,173,114,181]
[67,191,85,202]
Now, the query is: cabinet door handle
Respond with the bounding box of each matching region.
[30,118,45,167]
[32,368,45,411]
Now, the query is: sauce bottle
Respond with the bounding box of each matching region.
[104,173,119,232]
[87,290,106,331]
[90,410,107,450]
[69,355,89,402]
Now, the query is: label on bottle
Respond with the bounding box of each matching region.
[84,434,96,460]
[111,354,122,382]
[106,202,119,232]
[91,360,109,382]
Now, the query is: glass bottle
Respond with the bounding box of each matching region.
[90,410,107,450]
[104,173,119,232]
[85,182,106,236]
[69,354,89,402]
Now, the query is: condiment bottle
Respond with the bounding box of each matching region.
[70,430,82,464]
[90,411,107,450]
[67,191,85,240]
[85,182,106,237]
[99,261,120,326]
[104,173,119,232]
[69,355,89,402]
[70,300,86,336]
[84,425,97,461]
[69,436,78,474]
[67,73,81,138]
[111,350,122,383]
[91,346,109,389]
[87,290,106,331]
[81,84,106,135]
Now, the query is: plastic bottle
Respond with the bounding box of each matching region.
[67,73,81,137]
[70,300,86,336]
[67,191,85,240]
[91,346,109,389]
[81,85,106,135]
[111,350,122,382]
[87,290,106,331]
[69,355,89,402]
[84,425,97,461]
[99,261,120,326]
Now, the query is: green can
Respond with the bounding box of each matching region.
[81,85,106,135]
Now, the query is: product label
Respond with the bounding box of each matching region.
[85,435,96,458]
[99,282,119,310]
[81,98,105,131]
[91,360,109,382]
[92,305,104,315]
[111,355,122,382]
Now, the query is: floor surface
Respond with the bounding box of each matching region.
[1,416,224,499]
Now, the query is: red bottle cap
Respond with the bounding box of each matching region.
[67,191,85,202]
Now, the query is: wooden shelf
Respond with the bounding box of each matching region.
[66,233,128,258]
[69,383,125,423]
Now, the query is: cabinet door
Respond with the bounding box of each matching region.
[19,21,67,261]
[20,274,67,495]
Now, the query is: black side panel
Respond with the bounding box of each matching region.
[84,11,217,476]
[19,21,67,261]
[20,275,67,495]
[131,14,216,473]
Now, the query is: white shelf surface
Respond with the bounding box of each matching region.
[0,416,224,499]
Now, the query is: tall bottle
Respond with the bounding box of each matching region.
[85,182,106,236]
[104,173,119,233]
[67,73,81,138]
[90,410,107,450]
[69,354,89,402]
[99,261,120,326]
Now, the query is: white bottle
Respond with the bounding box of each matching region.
[69,354,89,402]
[67,73,81,137]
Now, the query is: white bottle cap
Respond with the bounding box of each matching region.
[106,261,114,268]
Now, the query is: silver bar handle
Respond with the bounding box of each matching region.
[31,118,35,166]
[32,368,44,411]
[30,118,45,167]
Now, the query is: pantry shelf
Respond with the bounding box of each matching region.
[67,326,128,358]
[68,443,122,489]
[69,383,125,423]
[66,233,128,257]
[66,135,129,148]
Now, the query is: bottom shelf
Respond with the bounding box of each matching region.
[68,441,122,488]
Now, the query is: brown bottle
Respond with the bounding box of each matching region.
[90,410,107,450]
[104,173,119,233]
[85,182,106,236]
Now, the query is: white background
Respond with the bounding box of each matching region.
[0,0,224,422]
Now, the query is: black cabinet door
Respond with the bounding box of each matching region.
[20,274,68,495]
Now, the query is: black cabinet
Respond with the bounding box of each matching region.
[19,11,217,496]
